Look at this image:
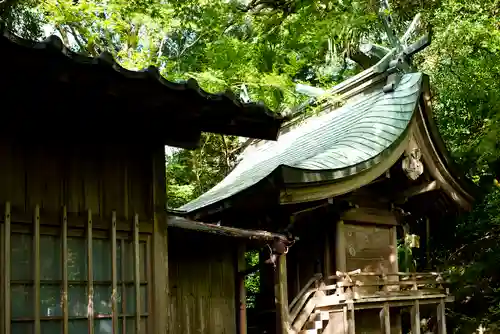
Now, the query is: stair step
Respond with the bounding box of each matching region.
[303,311,330,332]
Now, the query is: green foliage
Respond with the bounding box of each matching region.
[245,250,260,308]
[4,0,500,328]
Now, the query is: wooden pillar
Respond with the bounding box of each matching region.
[0,205,4,334]
[426,217,431,269]
[411,300,421,334]
[335,220,346,272]
[274,254,289,334]
[152,146,169,334]
[111,211,118,334]
[34,205,41,334]
[346,302,355,334]
[62,206,69,334]
[134,214,141,334]
[380,303,390,334]
[236,244,247,334]
[437,299,447,334]
[87,209,94,334]
[324,231,331,280]
[4,202,11,334]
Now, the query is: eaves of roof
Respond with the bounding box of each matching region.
[0,31,284,147]
[179,72,423,213]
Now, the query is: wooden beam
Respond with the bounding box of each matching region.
[87,209,94,334]
[237,244,247,334]
[411,300,421,334]
[34,205,41,334]
[347,301,355,334]
[152,147,168,334]
[0,205,4,334]
[4,202,11,334]
[380,303,390,334]
[120,239,126,332]
[324,231,331,279]
[275,254,289,334]
[62,206,69,334]
[395,180,440,204]
[342,306,349,334]
[341,207,398,226]
[111,211,118,334]
[134,213,141,334]
[167,216,291,243]
[437,298,447,334]
[336,220,346,272]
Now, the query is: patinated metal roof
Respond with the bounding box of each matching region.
[0,32,284,147]
[179,72,423,213]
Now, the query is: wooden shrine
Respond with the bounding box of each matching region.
[0,31,284,334]
[179,16,477,334]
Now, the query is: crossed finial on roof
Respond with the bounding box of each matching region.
[377,0,431,69]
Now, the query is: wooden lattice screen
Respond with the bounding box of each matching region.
[1,203,151,334]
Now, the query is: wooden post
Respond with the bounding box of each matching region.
[34,205,41,334]
[237,244,247,334]
[342,306,349,334]
[0,206,4,334]
[134,214,141,334]
[380,303,390,334]
[437,298,447,334]
[120,239,126,332]
[151,146,168,334]
[411,300,421,334]
[62,206,69,334]
[347,301,355,334]
[324,231,331,281]
[274,254,289,334]
[87,209,94,334]
[111,211,118,334]
[4,202,11,334]
[336,220,346,272]
[426,217,431,269]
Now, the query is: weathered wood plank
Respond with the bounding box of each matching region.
[134,214,141,334]
[275,254,289,334]
[4,202,11,334]
[237,244,247,334]
[167,216,291,243]
[437,298,446,334]
[62,206,69,334]
[411,300,421,334]
[111,211,118,334]
[0,209,4,334]
[379,303,390,334]
[34,205,41,334]
[87,209,94,334]
[341,208,398,226]
[347,302,355,334]
[152,146,168,334]
[336,220,346,272]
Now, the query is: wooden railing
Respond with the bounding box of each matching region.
[288,273,323,332]
[318,271,449,303]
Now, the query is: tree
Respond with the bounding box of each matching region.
[5,0,500,330]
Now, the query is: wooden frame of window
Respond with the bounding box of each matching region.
[2,204,151,334]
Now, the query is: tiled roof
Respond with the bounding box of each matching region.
[179,72,423,212]
[0,31,284,146]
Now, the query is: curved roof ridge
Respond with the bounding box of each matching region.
[179,73,424,213]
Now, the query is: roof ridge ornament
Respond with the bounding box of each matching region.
[378,0,431,92]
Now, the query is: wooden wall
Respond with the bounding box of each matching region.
[0,140,155,220]
[0,138,171,334]
[168,229,238,334]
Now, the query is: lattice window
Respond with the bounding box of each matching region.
[1,204,150,334]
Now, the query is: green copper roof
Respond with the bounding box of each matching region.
[179,72,423,213]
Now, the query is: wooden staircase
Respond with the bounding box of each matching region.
[286,271,452,334]
[298,311,330,334]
